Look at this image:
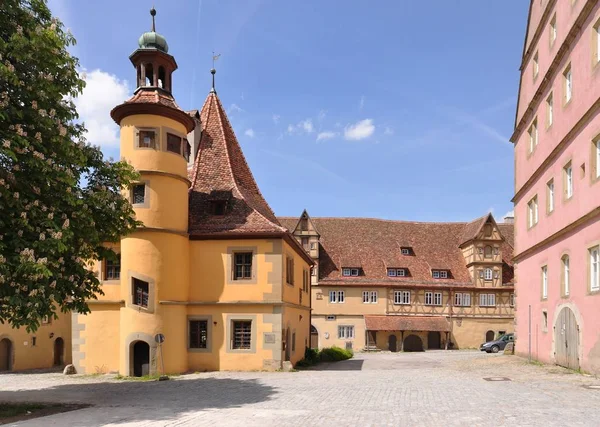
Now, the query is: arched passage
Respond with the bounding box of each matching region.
[554,306,580,370]
[0,338,12,371]
[310,325,318,349]
[485,330,495,342]
[53,337,64,366]
[403,334,423,352]
[132,341,150,377]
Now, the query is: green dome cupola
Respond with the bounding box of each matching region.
[138,8,169,53]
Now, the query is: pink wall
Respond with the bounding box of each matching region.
[514,1,600,373]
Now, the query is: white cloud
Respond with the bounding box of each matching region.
[359,95,365,110]
[287,118,314,135]
[316,131,337,141]
[244,128,255,138]
[272,114,280,124]
[74,69,130,150]
[344,119,375,141]
[384,126,394,135]
[228,103,244,115]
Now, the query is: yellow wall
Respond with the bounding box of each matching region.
[311,315,365,352]
[282,305,310,365]
[0,312,71,371]
[451,317,514,349]
[73,306,120,374]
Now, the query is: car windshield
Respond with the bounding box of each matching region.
[498,334,510,341]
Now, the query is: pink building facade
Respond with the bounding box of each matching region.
[513,0,600,373]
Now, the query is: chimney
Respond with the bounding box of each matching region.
[503,215,514,224]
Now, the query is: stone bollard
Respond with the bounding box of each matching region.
[63,364,77,375]
[503,342,514,355]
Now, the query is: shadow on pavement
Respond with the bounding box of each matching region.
[309,359,365,371]
[0,376,276,425]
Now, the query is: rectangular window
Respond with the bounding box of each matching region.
[564,163,573,199]
[326,315,336,321]
[510,293,515,307]
[311,267,317,277]
[550,14,557,47]
[233,252,252,280]
[104,255,121,280]
[342,268,351,276]
[594,138,600,179]
[564,64,572,103]
[132,184,146,205]
[432,271,439,279]
[401,248,410,255]
[310,242,317,250]
[132,278,149,308]
[329,290,345,303]
[393,290,410,305]
[479,293,496,307]
[533,51,539,79]
[547,93,553,127]
[547,180,554,213]
[286,257,294,285]
[232,320,252,350]
[425,291,433,305]
[362,291,377,303]
[301,237,309,250]
[528,195,538,228]
[563,256,570,296]
[595,19,600,63]
[528,119,538,153]
[484,268,493,281]
[387,268,397,277]
[439,271,448,279]
[138,130,157,149]
[397,269,405,277]
[189,320,208,349]
[542,265,548,299]
[338,325,354,339]
[166,133,182,155]
[425,291,442,306]
[591,247,600,291]
[454,292,471,307]
[351,268,359,276]
[370,291,378,303]
[362,291,369,303]
[341,268,360,276]
[303,269,309,292]
[41,315,51,325]
[184,140,191,162]
[543,310,548,331]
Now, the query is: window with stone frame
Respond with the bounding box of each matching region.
[104,254,121,280]
[138,129,157,149]
[479,293,496,307]
[189,320,208,349]
[454,292,471,307]
[393,290,410,305]
[232,320,252,350]
[166,133,182,155]
[132,183,146,205]
[233,252,252,280]
[425,291,442,306]
[286,257,295,285]
[132,278,149,308]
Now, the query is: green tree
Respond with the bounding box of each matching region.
[0,0,139,331]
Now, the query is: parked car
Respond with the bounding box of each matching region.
[480,333,514,353]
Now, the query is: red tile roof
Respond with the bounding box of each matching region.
[364,315,451,332]
[278,216,514,287]
[188,93,286,235]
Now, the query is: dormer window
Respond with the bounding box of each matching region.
[432,270,448,279]
[342,268,360,277]
[401,248,411,255]
[209,200,227,216]
[387,268,406,277]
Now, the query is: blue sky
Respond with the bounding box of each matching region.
[49,0,528,222]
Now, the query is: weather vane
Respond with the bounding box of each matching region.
[212,51,221,68]
[211,52,221,93]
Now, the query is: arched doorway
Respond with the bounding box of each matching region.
[310,325,318,349]
[0,338,12,371]
[555,306,580,370]
[403,334,423,352]
[53,338,64,366]
[132,341,150,377]
[485,330,495,342]
[388,335,397,352]
[427,331,441,349]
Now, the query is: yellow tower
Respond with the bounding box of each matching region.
[110,8,195,376]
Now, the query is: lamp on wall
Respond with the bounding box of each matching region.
[213,321,217,326]
[49,333,54,339]
[299,315,303,321]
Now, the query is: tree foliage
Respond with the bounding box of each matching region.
[0,0,139,331]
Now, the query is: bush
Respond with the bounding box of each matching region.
[304,347,320,364]
[319,346,353,362]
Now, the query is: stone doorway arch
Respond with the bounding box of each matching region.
[310,325,318,349]
[485,330,495,342]
[132,341,150,377]
[53,337,64,366]
[403,334,423,352]
[554,306,580,370]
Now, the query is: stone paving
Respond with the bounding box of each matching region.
[1,351,600,426]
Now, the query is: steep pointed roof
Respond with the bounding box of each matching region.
[188,92,286,235]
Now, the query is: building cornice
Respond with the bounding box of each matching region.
[511,0,596,144]
[138,170,191,187]
[512,94,600,202]
[520,0,557,71]
[513,206,600,262]
[134,226,189,237]
[159,300,311,311]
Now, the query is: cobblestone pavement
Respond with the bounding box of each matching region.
[2,351,600,426]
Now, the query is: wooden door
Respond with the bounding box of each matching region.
[53,338,64,366]
[388,335,397,352]
[310,325,318,349]
[554,307,579,370]
[0,339,11,371]
[427,332,441,349]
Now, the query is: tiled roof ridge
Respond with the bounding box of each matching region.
[278,216,471,226]
[189,92,216,191]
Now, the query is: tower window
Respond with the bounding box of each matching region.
[209,200,226,216]
[138,130,157,149]
[167,133,182,155]
[158,66,166,89]
[132,184,146,205]
[133,278,149,308]
[233,252,253,280]
[104,254,121,280]
[185,140,191,162]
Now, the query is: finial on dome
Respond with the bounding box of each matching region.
[150,7,156,32]
[210,68,216,93]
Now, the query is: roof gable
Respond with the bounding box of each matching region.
[285,210,320,236]
[188,92,284,235]
[460,213,504,245]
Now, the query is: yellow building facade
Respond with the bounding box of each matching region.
[71,11,312,376]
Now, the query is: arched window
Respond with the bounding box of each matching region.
[484,268,493,281]
[145,64,154,86]
[158,66,166,89]
[137,65,142,88]
[562,255,570,296]
[484,245,493,258]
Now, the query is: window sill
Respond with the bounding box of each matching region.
[588,288,600,295]
[101,279,120,285]
[563,99,573,109]
[188,347,211,353]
